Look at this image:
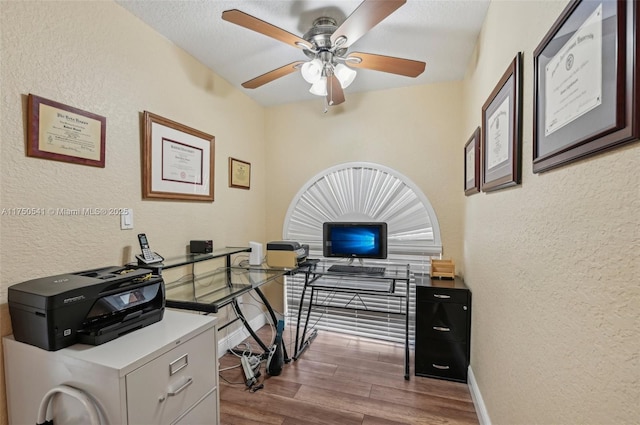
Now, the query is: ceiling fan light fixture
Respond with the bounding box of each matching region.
[334,63,357,88]
[309,77,328,96]
[301,59,323,83]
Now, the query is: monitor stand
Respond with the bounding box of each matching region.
[346,258,365,266]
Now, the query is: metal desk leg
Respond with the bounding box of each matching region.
[294,273,311,357]
[295,286,317,360]
[231,298,269,353]
[253,286,290,362]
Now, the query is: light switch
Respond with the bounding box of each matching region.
[120,209,134,230]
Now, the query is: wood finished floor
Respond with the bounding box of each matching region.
[218,326,479,425]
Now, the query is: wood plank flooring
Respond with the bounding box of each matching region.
[218,326,479,425]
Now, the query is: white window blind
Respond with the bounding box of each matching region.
[282,162,442,345]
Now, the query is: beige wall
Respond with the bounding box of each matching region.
[0,2,267,423]
[264,82,465,256]
[462,1,640,424]
[263,83,466,312]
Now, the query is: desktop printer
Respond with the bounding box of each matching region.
[8,266,165,351]
[266,241,308,268]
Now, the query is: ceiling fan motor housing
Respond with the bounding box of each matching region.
[302,17,347,60]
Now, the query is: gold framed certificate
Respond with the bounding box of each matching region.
[27,94,106,167]
[142,112,215,202]
[533,0,639,173]
[229,157,251,189]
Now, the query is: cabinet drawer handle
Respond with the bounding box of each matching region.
[433,294,450,299]
[432,364,450,370]
[433,326,450,332]
[169,353,188,375]
[168,377,193,396]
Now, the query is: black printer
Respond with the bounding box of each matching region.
[8,266,165,351]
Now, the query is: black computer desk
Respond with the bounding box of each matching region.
[291,261,412,380]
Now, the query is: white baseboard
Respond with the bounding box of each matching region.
[468,365,492,425]
[216,313,269,359]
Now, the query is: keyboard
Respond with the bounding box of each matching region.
[327,265,386,275]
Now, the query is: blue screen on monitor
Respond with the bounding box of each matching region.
[323,222,388,259]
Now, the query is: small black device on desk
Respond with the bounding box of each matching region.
[190,239,213,254]
[8,266,165,351]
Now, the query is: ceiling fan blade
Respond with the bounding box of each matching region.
[327,73,345,106]
[241,61,305,89]
[331,0,406,48]
[346,52,426,77]
[222,9,312,50]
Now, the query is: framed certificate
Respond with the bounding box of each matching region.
[481,53,523,192]
[27,94,106,167]
[464,127,481,196]
[229,157,251,189]
[533,0,639,173]
[142,112,215,202]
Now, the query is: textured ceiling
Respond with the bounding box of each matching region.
[116,0,490,107]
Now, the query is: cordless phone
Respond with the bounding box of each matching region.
[136,233,163,264]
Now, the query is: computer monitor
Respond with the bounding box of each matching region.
[322,222,388,259]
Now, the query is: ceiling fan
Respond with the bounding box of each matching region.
[221,0,426,107]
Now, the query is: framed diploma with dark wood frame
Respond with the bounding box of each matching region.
[481,53,523,192]
[533,0,639,173]
[142,111,215,202]
[464,127,481,196]
[27,94,106,167]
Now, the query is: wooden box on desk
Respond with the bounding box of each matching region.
[430,259,455,279]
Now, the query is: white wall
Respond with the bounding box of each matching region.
[462,1,640,423]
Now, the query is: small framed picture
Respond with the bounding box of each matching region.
[464,127,481,196]
[481,52,523,192]
[229,157,251,189]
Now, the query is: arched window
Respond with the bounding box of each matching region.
[283,162,442,343]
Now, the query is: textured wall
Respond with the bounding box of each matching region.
[0,2,267,422]
[461,1,640,423]
[0,2,267,299]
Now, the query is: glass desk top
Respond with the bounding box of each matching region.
[164,266,288,313]
[295,260,411,295]
[143,247,251,271]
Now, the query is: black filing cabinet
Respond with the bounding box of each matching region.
[415,277,471,382]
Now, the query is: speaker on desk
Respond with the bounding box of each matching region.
[249,241,263,265]
[190,240,213,254]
